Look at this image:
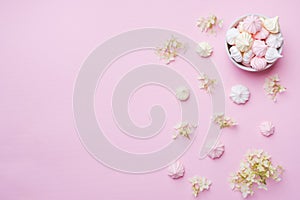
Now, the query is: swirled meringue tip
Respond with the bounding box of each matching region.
[263,16,280,34]
[167,161,185,179]
[259,121,275,137]
[208,142,225,159]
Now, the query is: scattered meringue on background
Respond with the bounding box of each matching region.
[230,84,250,104]
[196,42,213,57]
[208,142,225,159]
[167,161,185,179]
[259,121,275,137]
[175,86,190,101]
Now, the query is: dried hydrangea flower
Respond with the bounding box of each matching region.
[155,36,183,64]
[264,74,286,102]
[198,72,217,93]
[173,122,197,139]
[189,176,212,197]
[213,113,237,129]
[229,149,284,198]
[197,14,223,34]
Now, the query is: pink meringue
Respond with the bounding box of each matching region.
[168,161,185,179]
[208,142,225,159]
[254,27,270,40]
[250,56,267,71]
[252,40,268,57]
[242,15,262,34]
[259,121,275,137]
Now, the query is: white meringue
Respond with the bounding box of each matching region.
[263,16,280,34]
[167,161,185,179]
[175,86,190,101]
[237,21,244,32]
[259,121,275,137]
[230,84,250,104]
[265,47,282,63]
[229,46,242,62]
[208,142,225,159]
[242,50,254,66]
[235,32,253,52]
[266,33,284,48]
[226,28,240,45]
[254,27,270,40]
[196,42,213,57]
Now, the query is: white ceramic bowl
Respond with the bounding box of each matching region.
[225,14,283,72]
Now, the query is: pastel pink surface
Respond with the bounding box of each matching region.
[0,0,299,200]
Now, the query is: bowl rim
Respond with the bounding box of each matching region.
[225,14,283,72]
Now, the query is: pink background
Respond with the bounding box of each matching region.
[1,0,299,199]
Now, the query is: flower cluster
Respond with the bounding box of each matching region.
[198,72,217,93]
[264,74,286,102]
[189,176,212,197]
[213,113,237,129]
[156,36,183,64]
[197,14,223,34]
[229,150,284,198]
[173,122,197,139]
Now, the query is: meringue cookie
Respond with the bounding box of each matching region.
[252,40,268,57]
[242,15,262,34]
[266,33,283,48]
[230,84,250,104]
[176,86,190,101]
[250,56,267,70]
[254,27,270,40]
[265,47,282,63]
[208,142,225,159]
[235,32,253,52]
[196,42,213,57]
[242,50,254,66]
[263,16,280,34]
[229,46,242,62]
[168,161,185,179]
[226,28,240,45]
[237,21,244,32]
[259,121,275,137]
